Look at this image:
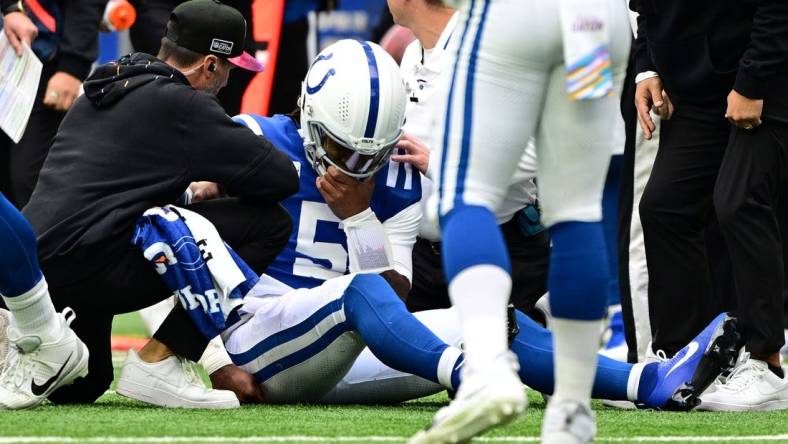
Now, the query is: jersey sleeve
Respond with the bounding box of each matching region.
[380,202,421,282]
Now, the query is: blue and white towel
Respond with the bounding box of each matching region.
[131,205,259,339]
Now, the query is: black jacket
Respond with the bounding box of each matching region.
[631,0,788,119]
[2,0,106,79]
[23,53,299,269]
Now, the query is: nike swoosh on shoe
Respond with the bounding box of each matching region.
[31,353,72,396]
[665,342,699,379]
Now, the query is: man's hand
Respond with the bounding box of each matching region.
[725,90,763,130]
[392,133,430,175]
[2,12,38,57]
[635,76,674,140]
[316,165,374,220]
[43,72,82,112]
[189,181,223,203]
[209,364,265,404]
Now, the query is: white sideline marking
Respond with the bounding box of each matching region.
[1,436,787,443]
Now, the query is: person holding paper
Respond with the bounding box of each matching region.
[0,0,105,208]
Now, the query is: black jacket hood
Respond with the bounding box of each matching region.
[84,53,190,108]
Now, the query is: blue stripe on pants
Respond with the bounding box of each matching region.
[229,298,344,366]
[438,0,476,217]
[454,0,492,207]
[254,322,352,382]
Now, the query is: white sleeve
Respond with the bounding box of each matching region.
[381,202,422,283]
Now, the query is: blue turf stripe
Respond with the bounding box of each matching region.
[360,41,380,139]
[229,298,343,366]
[254,321,352,382]
[454,0,491,207]
[437,0,477,217]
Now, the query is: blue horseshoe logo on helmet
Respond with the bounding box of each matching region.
[306,53,336,94]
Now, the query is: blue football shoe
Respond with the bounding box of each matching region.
[642,313,742,411]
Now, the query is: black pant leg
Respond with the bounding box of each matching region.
[9,61,64,208]
[407,238,451,312]
[638,112,729,355]
[407,218,549,316]
[617,48,640,363]
[713,121,788,354]
[46,311,114,404]
[504,222,549,314]
[0,133,11,197]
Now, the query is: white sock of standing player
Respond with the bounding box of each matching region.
[449,264,512,372]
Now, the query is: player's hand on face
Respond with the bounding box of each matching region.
[43,72,82,112]
[635,76,673,140]
[2,12,38,57]
[316,165,374,220]
[725,89,763,130]
[392,133,429,175]
[189,181,222,203]
[209,364,265,404]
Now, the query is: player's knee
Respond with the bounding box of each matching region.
[344,274,403,311]
[347,274,390,300]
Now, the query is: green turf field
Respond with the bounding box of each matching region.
[1,313,786,444]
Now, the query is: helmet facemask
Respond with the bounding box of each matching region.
[304,119,402,180]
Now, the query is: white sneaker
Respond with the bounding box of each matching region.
[697,355,788,411]
[541,399,596,444]
[116,349,239,409]
[408,352,526,444]
[0,308,89,409]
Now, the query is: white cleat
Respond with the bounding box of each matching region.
[0,308,89,409]
[409,352,526,444]
[697,354,788,411]
[116,349,240,409]
[541,398,596,444]
[0,309,10,374]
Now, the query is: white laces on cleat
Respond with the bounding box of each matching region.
[1,347,36,389]
[720,355,765,392]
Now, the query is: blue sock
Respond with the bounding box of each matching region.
[0,193,43,297]
[548,221,609,320]
[441,205,510,280]
[342,274,459,389]
[636,363,659,402]
[511,311,635,400]
[603,155,623,307]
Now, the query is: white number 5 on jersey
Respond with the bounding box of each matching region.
[293,201,348,280]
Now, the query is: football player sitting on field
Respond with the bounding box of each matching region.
[150,39,742,411]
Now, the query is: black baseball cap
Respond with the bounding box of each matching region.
[166,0,263,72]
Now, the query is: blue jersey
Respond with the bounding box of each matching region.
[233,114,422,289]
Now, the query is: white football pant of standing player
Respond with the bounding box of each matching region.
[409,0,631,443]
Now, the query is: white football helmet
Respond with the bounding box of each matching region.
[299,39,406,179]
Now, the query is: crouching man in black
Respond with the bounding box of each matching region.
[19,0,298,407]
